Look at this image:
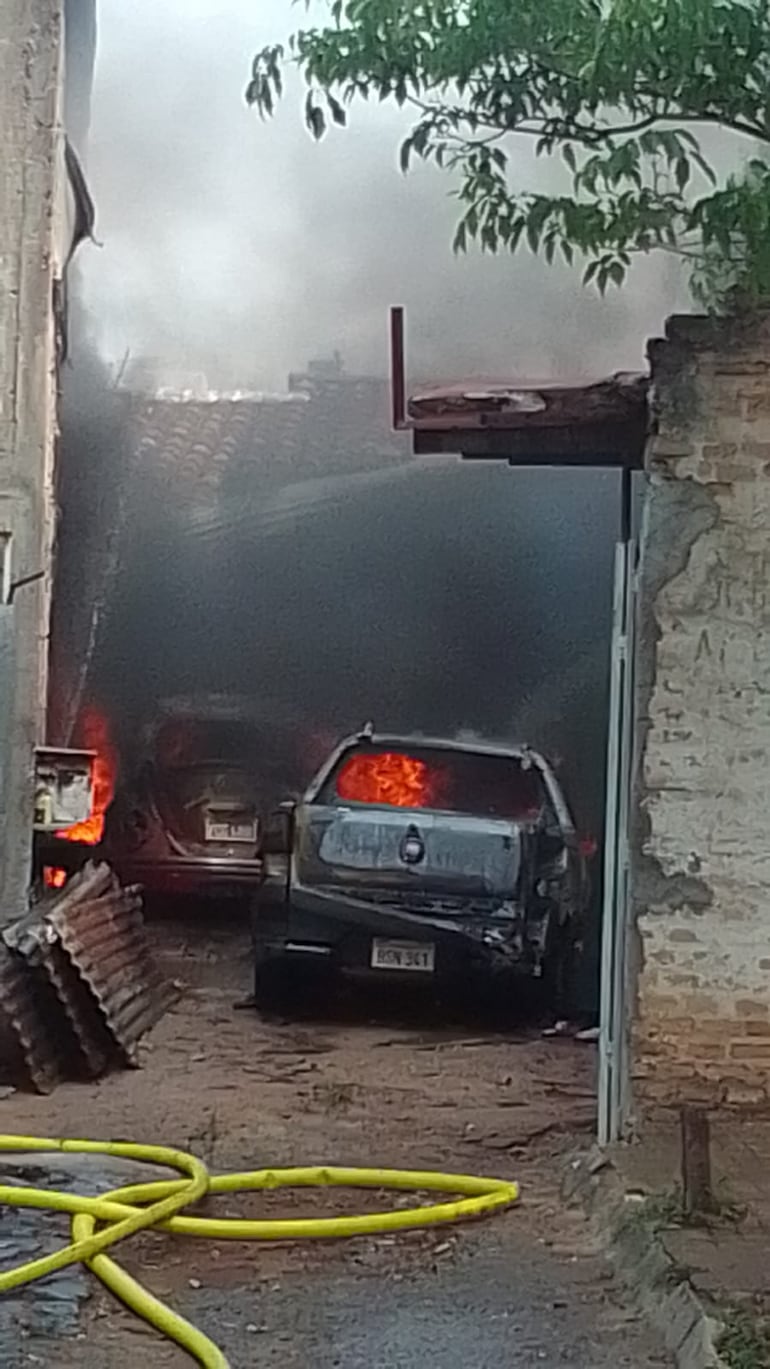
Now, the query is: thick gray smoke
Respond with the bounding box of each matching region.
[81,0,689,390]
[67,0,649,839]
[93,457,621,834]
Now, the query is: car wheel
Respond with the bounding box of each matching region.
[253,956,329,1016]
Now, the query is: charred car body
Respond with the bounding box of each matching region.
[253,728,589,996]
[103,696,270,899]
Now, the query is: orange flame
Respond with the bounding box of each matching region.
[57,706,117,845]
[44,867,68,890]
[337,752,435,808]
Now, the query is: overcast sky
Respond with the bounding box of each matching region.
[81,0,690,390]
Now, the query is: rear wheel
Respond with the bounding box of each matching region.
[253,954,331,1016]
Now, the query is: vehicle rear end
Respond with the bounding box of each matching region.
[256,737,560,987]
[107,717,264,898]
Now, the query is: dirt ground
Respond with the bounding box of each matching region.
[0,909,669,1367]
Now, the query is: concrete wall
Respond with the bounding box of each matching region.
[633,313,770,1106]
[0,2,63,920]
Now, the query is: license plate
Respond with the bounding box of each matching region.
[371,939,435,972]
[204,818,257,843]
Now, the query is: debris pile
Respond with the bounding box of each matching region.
[0,863,172,1093]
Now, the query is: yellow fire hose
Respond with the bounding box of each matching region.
[0,1134,520,1368]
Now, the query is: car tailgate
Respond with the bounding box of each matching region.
[293,804,523,901]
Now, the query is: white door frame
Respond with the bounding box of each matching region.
[598,537,637,1145]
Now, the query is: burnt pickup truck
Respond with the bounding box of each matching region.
[253,729,590,1002]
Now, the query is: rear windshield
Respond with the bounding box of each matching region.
[323,746,547,821]
[160,764,256,807]
[154,721,260,770]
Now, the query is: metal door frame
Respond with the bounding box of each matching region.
[598,536,637,1145]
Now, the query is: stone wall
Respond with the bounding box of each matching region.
[633,313,770,1106]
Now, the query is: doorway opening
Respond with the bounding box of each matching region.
[390,307,647,1143]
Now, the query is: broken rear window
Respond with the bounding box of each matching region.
[325,746,546,820]
[154,721,261,770]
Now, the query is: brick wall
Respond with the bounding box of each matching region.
[633,313,770,1106]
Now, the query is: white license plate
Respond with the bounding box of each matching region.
[371,939,435,973]
[204,818,256,843]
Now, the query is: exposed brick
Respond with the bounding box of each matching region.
[714,359,770,377]
[735,999,769,1018]
[723,1081,768,1106]
[677,1042,730,1062]
[701,443,739,460]
[728,1040,770,1061]
[675,994,719,1015]
[636,318,770,1108]
[649,436,696,459]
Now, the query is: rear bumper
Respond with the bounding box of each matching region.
[117,856,263,896]
[254,884,546,977]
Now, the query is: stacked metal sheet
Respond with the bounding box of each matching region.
[0,863,172,1093]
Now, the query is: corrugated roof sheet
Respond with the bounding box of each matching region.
[0,863,172,1092]
[48,876,173,1064]
[0,946,66,1093]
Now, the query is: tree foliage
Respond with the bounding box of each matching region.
[247,0,770,308]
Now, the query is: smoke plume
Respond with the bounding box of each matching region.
[81,0,689,390]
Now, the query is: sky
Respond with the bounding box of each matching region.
[80,0,692,391]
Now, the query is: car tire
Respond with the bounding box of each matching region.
[253,955,328,1016]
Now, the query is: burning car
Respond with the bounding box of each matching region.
[103,697,269,900]
[253,727,591,1000]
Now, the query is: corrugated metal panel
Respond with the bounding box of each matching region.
[48,872,173,1063]
[44,940,115,1077]
[0,946,66,1093]
[0,862,171,1092]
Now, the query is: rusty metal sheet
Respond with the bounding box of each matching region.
[2,895,115,1086]
[43,941,115,1078]
[0,862,172,1091]
[46,867,173,1064]
[0,945,67,1093]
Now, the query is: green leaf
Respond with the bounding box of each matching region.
[675,157,690,192]
[305,94,326,140]
[247,0,770,310]
[327,93,347,127]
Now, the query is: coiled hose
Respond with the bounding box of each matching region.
[0,1134,520,1368]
